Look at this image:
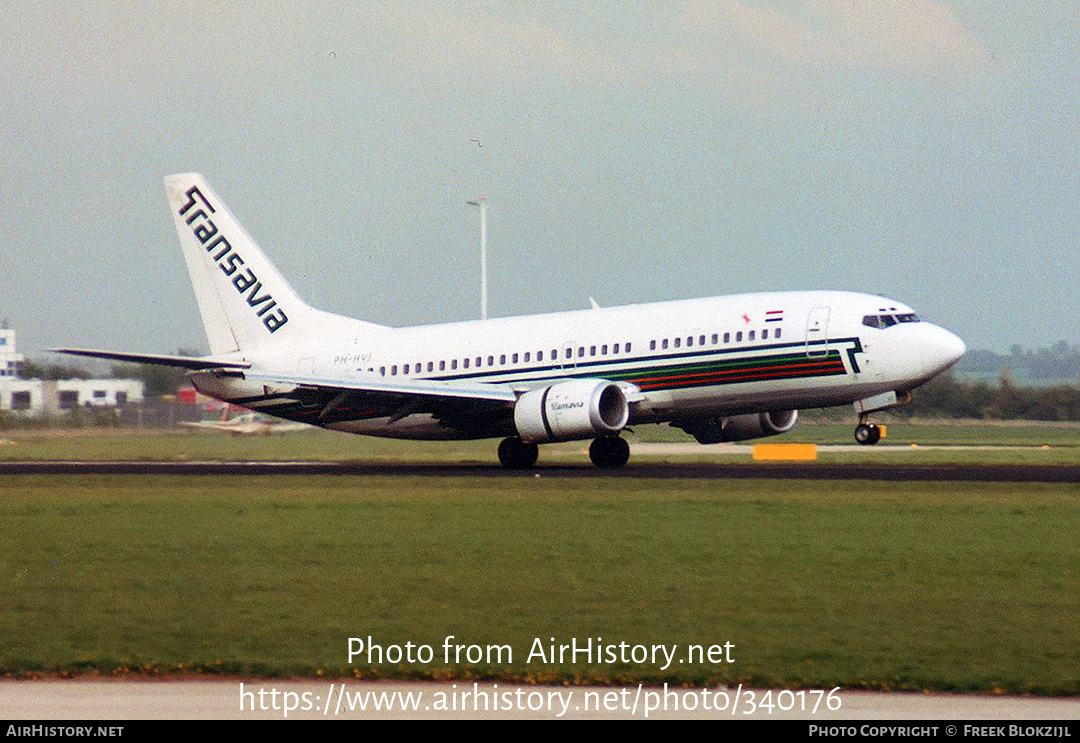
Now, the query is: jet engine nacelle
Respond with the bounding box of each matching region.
[514,379,630,443]
[679,410,799,444]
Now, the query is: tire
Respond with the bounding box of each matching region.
[589,436,630,467]
[498,437,538,469]
[854,423,881,446]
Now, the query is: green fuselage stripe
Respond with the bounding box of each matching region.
[608,350,847,390]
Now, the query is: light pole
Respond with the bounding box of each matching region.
[466,197,488,320]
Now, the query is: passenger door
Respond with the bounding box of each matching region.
[805,306,830,358]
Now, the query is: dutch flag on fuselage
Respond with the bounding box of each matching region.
[765,310,784,323]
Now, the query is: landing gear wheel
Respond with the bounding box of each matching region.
[498,437,538,469]
[854,423,881,446]
[589,436,630,468]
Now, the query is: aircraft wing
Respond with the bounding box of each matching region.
[233,370,522,437]
[51,347,522,436]
[249,371,521,403]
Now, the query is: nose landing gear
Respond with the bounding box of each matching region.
[854,416,882,445]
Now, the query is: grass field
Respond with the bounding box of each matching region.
[3,465,1079,693]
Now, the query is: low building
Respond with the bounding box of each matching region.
[0,378,42,413]
[0,327,144,415]
[45,379,145,410]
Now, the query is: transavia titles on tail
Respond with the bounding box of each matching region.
[54,173,966,468]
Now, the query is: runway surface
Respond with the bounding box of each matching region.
[2,459,1079,481]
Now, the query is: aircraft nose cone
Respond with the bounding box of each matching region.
[920,324,967,376]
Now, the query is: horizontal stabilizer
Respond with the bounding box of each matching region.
[49,348,250,371]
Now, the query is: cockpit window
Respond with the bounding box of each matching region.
[862,313,920,329]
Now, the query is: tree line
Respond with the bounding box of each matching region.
[903,373,1080,422]
[958,341,1080,384]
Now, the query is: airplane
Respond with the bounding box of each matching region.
[180,407,310,436]
[54,173,966,468]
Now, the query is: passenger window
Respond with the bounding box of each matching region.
[749,330,755,341]
[736,332,742,342]
[662,339,669,350]
[723,332,730,343]
[650,340,656,350]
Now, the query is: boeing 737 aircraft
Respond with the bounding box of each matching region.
[55,173,966,468]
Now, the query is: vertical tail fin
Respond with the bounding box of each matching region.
[164,173,312,357]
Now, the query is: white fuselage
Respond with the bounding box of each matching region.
[192,289,965,441]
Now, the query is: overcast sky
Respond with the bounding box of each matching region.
[3,1,1077,357]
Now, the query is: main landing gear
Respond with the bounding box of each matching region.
[498,437,539,469]
[854,415,882,446]
[589,435,630,468]
[496,435,631,469]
